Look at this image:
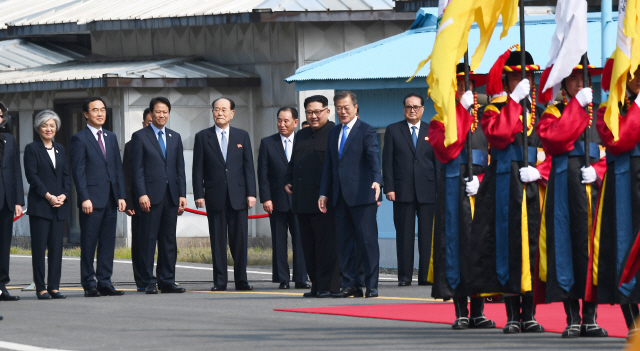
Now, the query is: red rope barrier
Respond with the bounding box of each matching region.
[184,207,269,219]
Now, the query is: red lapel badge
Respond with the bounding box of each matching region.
[237,144,243,148]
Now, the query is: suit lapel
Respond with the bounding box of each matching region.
[415,121,429,153]
[400,122,417,153]
[273,134,288,165]
[145,126,166,161]
[207,127,226,165]
[36,139,55,171]
[84,127,106,162]
[165,128,174,162]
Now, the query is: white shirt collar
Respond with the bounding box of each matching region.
[215,124,229,135]
[342,117,358,129]
[86,124,103,135]
[150,123,166,135]
[280,133,294,143]
[407,120,420,130]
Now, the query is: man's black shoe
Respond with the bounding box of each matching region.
[562,324,580,338]
[331,287,363,298]
[365,288,378,298]
[145,284,158,294]
[469,316,496,329]
[161,284,186,293]
[84,287,101,297]
[316,291,332,298]
[0,290,19,301]
[398,281,411,287]
[211,285,227,292]
[236,284,254,291]
[295,282,311,289]
[98,286,124,296]
[279,282,290,289]
[303,291,317,298]
[580,324,608,337]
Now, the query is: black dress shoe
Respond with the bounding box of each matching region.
[98,286,125,296]
[0,290,20,301]
[303,291,317,297]
[331,287,363,298]
[36,292,51,300]
[503,321,521,334]
[236,284,254,291]
[84,287,101,297]
[145,284,158,294]
[211,285,227,291]
[161,284,186,293]
[295,282,311,289]
[365,288,378,298]
[580,323,608,337]
[48,291,66,299]
[562,324,581,338]
[469,316,496,329]
[316,291,332,298]
[521,320,545,333]
[279,282,290,289]
[398,281,412,287]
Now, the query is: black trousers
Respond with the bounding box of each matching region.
[29,215,64,292]
[79,194,117,289]
[130,214,144,288]
[335,193,380,289]
[298,212,341,293]
[139,187,178,288]
[269,210,307,283]
[393,200,434,284]
[206,193,248,288]
[0,201,14,290]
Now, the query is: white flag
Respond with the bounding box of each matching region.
[542,0,588,100]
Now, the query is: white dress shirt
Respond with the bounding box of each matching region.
[338,117,358,149]
[86,124,106,155]
[407,120,420,134]
[46,147,56,168]
[280,133,294,162]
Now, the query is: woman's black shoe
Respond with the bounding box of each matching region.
[48,291,66,299]
[36,292,51,300]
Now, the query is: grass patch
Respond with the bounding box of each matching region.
[10,246,289,266]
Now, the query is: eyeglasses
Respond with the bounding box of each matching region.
[305,108,328,117]
[404,106,423,111]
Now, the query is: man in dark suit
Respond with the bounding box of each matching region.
[285,95,341,298]
[193,97,257,291]
[70,97,127,297]
[130,97,187,294]
[382,93,438,286]
[258,107,309,289]
[123,108,152,291]
[0,109,23,302]
[319,91,383,298]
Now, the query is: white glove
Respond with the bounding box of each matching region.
[465,176,479,196]
[575,88,593,107]
[510,79,530,103]
[581,165,597,184]
[519,166,541,183]
[460,90,474,110]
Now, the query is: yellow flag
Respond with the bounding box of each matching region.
[409,0,518,147]
[605,0,640,142]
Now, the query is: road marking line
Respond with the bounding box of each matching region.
[0,341,73,351]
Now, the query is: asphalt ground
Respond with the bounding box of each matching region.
[0,255,628,351]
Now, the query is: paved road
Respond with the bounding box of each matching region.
[0,255,627,351]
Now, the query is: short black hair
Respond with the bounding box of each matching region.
[303,95,328,109]
[212,97,235,110]
[277,107,299,120]
[403,93,424,107]
[333,91,357,105]
[143,108,151,121]
[149,96,171,112]
[301,121,309,126]
[83,97,107,113]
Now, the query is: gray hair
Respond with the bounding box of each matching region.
[33,110,61,132]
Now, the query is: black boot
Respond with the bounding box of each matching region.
[621,303,640,340]
[580,301,608,337]
[469,297,496,328]
[503,296,521,334]
[452,297,469,329]
[561,299,581,338]
[521,294,545,333]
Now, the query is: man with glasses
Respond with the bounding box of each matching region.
[319,91,383,298]
[285,95,340,297]
[382,93,438,287]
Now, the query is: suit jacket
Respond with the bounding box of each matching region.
[382,120,438,203]
[285,121,335,214]
[122,141,141,216]
[192,126,256,212]
[320,118,383,207]
[130,125,186,206]
[0,133,24,209]
[23,139,70,220]
[70,127,126,209]
[257,133,292,212]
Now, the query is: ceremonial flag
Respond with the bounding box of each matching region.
[604,0,640,142]
[539,0,588,104]
[409,0,518,147]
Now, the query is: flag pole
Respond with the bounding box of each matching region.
[582,53,591,167]
[519,1,528,165]
[464,50,473,181]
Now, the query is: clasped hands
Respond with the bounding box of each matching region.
[46,192,66,208]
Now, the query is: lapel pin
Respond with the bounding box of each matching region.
[425,137,428,141]
[104,133,107,137]
[55,150,58,154]
[3,140,5,143]
[169,133,172,137]
[237,144,243,148]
